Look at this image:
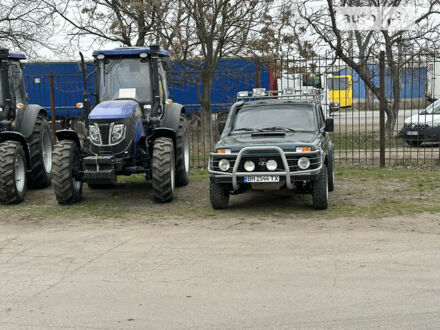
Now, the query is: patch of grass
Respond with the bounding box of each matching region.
[333,133,407,150]
[1,167,439,222]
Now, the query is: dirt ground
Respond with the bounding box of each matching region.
[1,169,440,329]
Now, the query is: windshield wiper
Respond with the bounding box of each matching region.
[232,128,262,133]
[261,126,296,133]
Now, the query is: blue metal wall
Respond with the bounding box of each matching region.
[337,65,427,99]
[23,59,270,118]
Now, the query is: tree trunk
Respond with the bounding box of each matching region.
[199,71,214,160]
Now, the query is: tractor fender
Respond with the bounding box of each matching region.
[0,131,31,167]
[161,103,185,132]
[15,104,47,138]
[152,127,176,142]
[55,130,81,148]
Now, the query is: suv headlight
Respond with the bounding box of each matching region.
[111,124,126,144]
[89,124,101,145]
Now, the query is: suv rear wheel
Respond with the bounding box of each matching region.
[312,164,328,210]
[210,182,230,209]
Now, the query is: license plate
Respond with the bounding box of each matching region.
[406,131,419,136]
[244,176,280,183]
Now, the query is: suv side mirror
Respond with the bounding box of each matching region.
[325,118,334,132]
[218,122,226,135]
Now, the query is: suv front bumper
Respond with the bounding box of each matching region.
[209,146,323,191]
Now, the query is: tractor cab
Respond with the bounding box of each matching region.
[52,46,190,205]
[0,50,27,129]
[0,49,52,204]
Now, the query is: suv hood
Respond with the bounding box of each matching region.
[404,112,440,127]
[217,131,319,152]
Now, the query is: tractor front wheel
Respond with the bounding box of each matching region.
[152,137,175,203]
[52,140,83,205]
[0,141,27,204]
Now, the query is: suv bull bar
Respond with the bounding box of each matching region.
[209,146,323,191]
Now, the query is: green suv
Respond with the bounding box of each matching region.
[209,88,335,210]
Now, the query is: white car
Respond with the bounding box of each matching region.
[401,100,440,146]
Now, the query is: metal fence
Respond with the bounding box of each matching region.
[24,54,440,169]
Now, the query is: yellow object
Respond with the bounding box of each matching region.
[327,75,352,108]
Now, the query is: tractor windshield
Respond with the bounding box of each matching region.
[8,61,27,105]
[98,57,152,103]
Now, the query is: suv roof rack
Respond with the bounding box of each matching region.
[237,88,323,103]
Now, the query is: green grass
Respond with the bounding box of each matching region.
[333,133,407,150]
[1,167,439,222]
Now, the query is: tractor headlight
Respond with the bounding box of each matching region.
[89,124,101,145]
[111,124,126,144]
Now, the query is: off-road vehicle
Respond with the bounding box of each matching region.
[209,88,334,210]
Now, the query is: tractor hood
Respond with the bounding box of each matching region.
[89,100,138,120]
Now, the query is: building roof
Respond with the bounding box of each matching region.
[92,47,170,58]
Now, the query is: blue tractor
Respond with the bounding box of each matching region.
[0,49,53,204]
[52,45,190,204]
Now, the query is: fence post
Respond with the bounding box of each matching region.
[255,57,260,88]
[48,71,56,144]
[379,51,385,168]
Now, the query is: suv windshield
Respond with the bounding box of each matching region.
[98,57,152,103]
[231,104,317,133]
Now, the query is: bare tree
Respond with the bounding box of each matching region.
[0,0,54,58]
[155,0,269,148]
[299,0,440,137]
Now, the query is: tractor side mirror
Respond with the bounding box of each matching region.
[325,118,334,132]
[162,58,171,72]
[77,62,83,73]
[218,122,226,135]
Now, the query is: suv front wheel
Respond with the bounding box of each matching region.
[312,165,328,210]
[210,182,230,209]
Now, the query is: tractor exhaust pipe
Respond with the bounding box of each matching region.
[150,45,161,121]
[0,49,12,123]
[79,52,91,131]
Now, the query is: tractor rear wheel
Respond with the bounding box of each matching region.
[152,137,175,203]
[175,115,190,187]
[52,140,83,205]
[0,141,27,204]
[27,116,52,189]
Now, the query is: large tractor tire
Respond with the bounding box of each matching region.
[52,140,83,205]
[312,164,328,210]
[152,137,175,203]
[27,116,53,189]
[0,141,27,204]
[175,115,190,187]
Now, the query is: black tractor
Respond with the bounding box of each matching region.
[52,45,190,204]
[0,49,52,204]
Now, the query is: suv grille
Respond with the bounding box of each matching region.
[211,152,320,173]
